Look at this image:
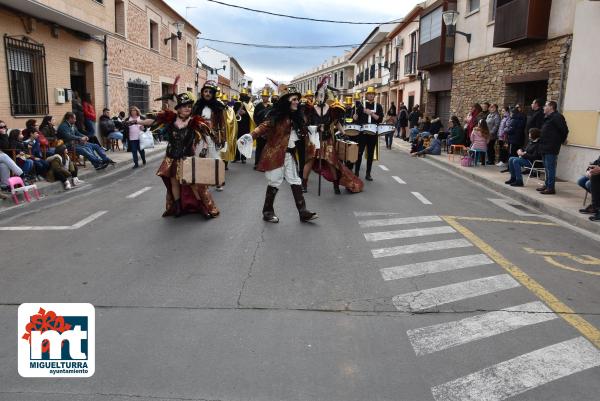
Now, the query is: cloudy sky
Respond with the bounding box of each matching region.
[165,0,420,89]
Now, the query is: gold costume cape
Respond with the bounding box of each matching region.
[222,105,238,162]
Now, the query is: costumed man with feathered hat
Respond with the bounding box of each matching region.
[237,84,317,223]
[192,81,227,190]
[138,92,220,219]
[353,86,383,181]
[253,88,272,170]
[234,88,255,164]
[302,77,363,194]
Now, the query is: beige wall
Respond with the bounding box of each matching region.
[107,0,198,113]
[0,7,105,128]
[454,0,576,64]
[37,0,115,33]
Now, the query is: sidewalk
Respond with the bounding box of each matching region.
[392,139,600,235]
[1,142,166,206]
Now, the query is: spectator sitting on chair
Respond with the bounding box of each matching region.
[98,108,123,149]
[582,165,600,221]
[447,116,465,149]
[412,134,441,157]
[8,129,36,179]
[39,116,58,144]
[26,131,50,179]
[46,145,83,191]
[430,117,443,135]
[57,112,114,171]
[578,155,600,214]
[505,128,543,187]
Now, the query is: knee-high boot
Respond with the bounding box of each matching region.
[290,184,318,222]
[262,186,279,223]
[333,170,341,195]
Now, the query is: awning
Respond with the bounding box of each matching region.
[2,0,110,36]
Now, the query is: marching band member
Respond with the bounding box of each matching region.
[234,88,255,164]
[353,86,383,181]
[219,93,238,170]
[303,89,315,107]
[140,92,219,219]
[253,88,272,170]
[238,85,317,223]
[302,77,363,194]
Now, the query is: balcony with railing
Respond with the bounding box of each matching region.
[404,52,417,76]
[493,0,552,48]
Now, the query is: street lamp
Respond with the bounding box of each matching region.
[164,21,185,45]
[442,10,471,43]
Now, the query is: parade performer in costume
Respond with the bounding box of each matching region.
[234,88,255,163]
[353,86,383,181]
[304,89,315,107]
[141,92,220,219]
[302,77,363,194]
[192,81,227,191]
[219,93,238,169]
[253,88,272,170]
[238,84,318,223]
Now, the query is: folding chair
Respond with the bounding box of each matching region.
[525,160,545,185]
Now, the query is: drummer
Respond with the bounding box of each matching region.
[353,86,383,181]
[343,95,358,170]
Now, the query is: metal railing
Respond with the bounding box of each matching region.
[4,35,49,116]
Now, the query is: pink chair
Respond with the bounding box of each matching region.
[8,176,40,205]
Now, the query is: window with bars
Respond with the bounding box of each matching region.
[4,36,49,116]
[127,78,149,113]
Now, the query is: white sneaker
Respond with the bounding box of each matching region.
[496,161,505,167]
[216,186,224,192]
[64,180,72,190]
[72,177,84,186]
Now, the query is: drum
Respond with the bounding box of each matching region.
[377,124,395,136]
[344,124,362,137]
[361,123,378,135]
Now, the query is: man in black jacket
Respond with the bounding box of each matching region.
[505,128,543,186]
[537,101,569,194]
[581,165,600,221]
[525,98,545,136]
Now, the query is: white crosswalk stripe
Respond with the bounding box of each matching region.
[365,226,456,242]
[392,175,406,184]
[372,238,472,258]
[392,274,520,311]
[431,337,600,401]
[358,215,442,228]
[380,254,494,280]
[412,191,432,205]
[407,301,557,355]
[378,164,390,171]
[353,211,403,217]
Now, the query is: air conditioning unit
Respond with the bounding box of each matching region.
[55,88,65,104]
[394,37,404,48]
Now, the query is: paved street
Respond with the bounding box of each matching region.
[1,140,599,401]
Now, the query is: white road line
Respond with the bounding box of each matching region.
[359,215,442,228]
[353,211,403,217]
[408,301,557,356]
[126,186,152,199]
[431,337,600,401]
[392,274,520,311]
[378,164,390,171]
[365,226,455,242]
[392,176,406,184]
[0,211,108,231]
[380,254,494,280]
[412,191,432,205]
[372,238,472,259]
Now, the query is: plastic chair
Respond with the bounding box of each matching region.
[8,176,40,205]
[469,149,486,166]
[449,145,466,161]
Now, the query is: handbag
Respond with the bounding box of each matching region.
[460,155,473,167]
[180,157,225,186]
[139,130,154,150]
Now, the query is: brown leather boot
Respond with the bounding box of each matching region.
[262,186,279,223]
[290,184,318,222]
[333,171,341,194]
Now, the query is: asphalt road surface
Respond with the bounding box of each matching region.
[1,140,599,401]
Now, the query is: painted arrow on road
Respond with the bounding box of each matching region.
[0,211,107,231]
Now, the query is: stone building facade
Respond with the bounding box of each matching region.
[107,0,199,114]
[449,35,571,120]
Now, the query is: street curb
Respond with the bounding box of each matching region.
[392,141,600,236]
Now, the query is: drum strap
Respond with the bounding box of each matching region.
[215,159,219,185]
[191,157,196,184]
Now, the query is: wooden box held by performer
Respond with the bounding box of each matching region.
[181,157,225,186]
[335,140,358,163]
